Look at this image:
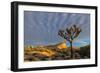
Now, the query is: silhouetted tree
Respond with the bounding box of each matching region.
[58,25,81,58]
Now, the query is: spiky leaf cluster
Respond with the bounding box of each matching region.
[58,25,81,42]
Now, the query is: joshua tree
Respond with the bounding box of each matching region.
[58,25,81,58]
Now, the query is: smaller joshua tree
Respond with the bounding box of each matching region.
[58,25,81,58]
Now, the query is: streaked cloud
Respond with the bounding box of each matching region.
[24,11,90,46]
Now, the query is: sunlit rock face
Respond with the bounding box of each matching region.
[56,41,67,49]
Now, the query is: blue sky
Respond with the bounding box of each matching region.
[24,11,90,47]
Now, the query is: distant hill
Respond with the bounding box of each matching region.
[46,41,67,49]
[80,45,90,58]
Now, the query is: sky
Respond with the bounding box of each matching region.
[24,11,90,47]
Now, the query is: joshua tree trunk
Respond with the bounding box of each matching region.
[70,41,73,58]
